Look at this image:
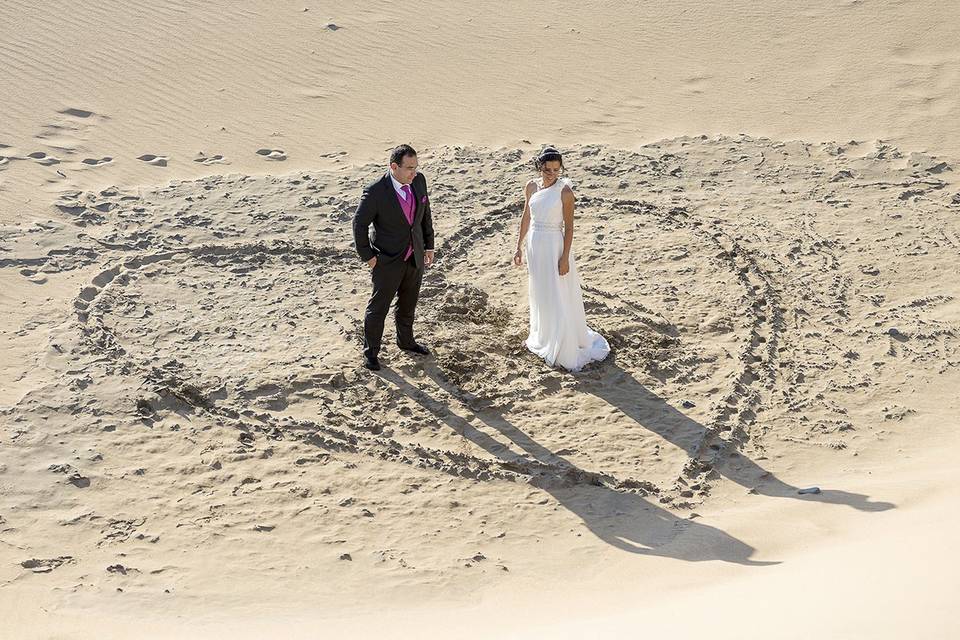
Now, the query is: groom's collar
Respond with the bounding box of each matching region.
[389,172,402,190]
[388,172,409,197]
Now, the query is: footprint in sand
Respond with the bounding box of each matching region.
[681,74,713,96]
[59,107,95,118]
[0,156,9,168]
[82,156,113,167]
[21,556,76,574]
[19,268,48,285]
[256,148,287,161]
[137,154,168,167]
[194,152,228,165]
[28,151,61,165]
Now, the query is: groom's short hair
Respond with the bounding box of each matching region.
[390,144,417,166]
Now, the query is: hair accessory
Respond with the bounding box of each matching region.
[538,147,559,160]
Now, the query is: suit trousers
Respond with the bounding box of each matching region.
[363,255,423,359]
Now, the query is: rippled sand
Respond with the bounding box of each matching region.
[2,2,960,638]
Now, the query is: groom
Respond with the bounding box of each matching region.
[353,144,435,371]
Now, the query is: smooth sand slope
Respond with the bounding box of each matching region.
[3,0,960,225]
[1,2,959,638]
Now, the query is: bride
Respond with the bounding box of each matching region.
[513,147,610,372]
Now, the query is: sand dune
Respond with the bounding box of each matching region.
[1,2,960,638]
[3,0,960,223]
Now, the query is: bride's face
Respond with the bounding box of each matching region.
[540,160,562,184]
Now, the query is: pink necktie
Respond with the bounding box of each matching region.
[401,185,414,259]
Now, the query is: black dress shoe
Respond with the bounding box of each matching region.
[363,355,381,371]
[397,342,430,356]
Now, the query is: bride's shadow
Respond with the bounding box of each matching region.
[579,360,895,513]
[378,364,777,565]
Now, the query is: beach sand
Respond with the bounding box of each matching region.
[1,2,959,638]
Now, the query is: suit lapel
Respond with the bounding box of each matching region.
[409,178,422,222]
[382,172,411,227]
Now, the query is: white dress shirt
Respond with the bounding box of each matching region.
[389,173,411,200]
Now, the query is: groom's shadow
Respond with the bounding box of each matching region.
[378,364,777,565]
[578,360,895,513]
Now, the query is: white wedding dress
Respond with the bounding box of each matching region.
[524,178,609,371]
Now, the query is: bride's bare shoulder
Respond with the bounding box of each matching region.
[524,179,538,195]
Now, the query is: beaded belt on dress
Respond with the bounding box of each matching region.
[531,222,563,231]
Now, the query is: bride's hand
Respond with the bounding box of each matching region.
[513,249,523,266]
[558,256,570,276]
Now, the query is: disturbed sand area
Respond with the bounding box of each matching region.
[2,136,959,634]
[3,0,960,635]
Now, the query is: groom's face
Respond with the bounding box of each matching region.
[390,154,419,185]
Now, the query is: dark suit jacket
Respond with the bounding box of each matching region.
[353,171,435,269]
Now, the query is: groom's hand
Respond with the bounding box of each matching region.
[424,250,435,267]
[367,256,377,269]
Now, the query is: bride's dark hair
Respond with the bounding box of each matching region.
[533,146,564,171]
